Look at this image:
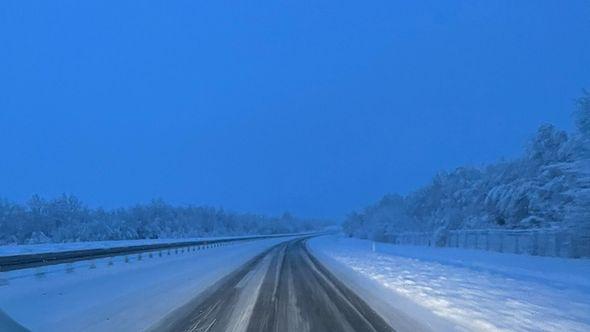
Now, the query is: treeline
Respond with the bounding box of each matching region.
[343,92,590,245]
[0,196,328,245]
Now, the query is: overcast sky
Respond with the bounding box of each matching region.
[1,1,589,219]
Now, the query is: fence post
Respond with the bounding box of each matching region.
[569,233,578,258]
[532,231,539,256]
[555,233,561,257]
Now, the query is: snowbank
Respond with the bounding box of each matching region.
[309,235,590,332]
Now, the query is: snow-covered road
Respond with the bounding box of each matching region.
[0,236,298,331]
[4,234,588,332]
[155,237,397,332]
[309,235,590,332]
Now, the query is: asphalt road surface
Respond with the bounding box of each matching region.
[153,238,395,332]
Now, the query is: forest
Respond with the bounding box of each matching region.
[343,92,590,246]
[0,196,325,245]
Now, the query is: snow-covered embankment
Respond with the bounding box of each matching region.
[308,235,590,332]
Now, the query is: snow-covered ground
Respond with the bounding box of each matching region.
[309,235,590,332]
[0,233,309,257]
[0,236,296,331]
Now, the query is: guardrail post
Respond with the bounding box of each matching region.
[531,231,539,256]
[34,267,46,279]
[0,266,7,286]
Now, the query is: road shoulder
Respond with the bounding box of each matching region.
[307,235,459,332]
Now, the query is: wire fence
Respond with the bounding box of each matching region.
[384,228,590,258]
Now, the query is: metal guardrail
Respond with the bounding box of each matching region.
[0,233,320,272]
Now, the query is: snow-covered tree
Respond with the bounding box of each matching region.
[575,90,590,138]
[0,196,330,245]
[344,91,590,247]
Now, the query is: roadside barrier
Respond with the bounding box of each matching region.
[0,233,317,273]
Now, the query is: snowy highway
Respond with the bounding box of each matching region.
[154,237,394,332]
[2,2,588,331]
[0,235,404,332]
[2,234,589,331]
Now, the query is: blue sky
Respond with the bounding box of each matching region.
[1,1,589,219]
